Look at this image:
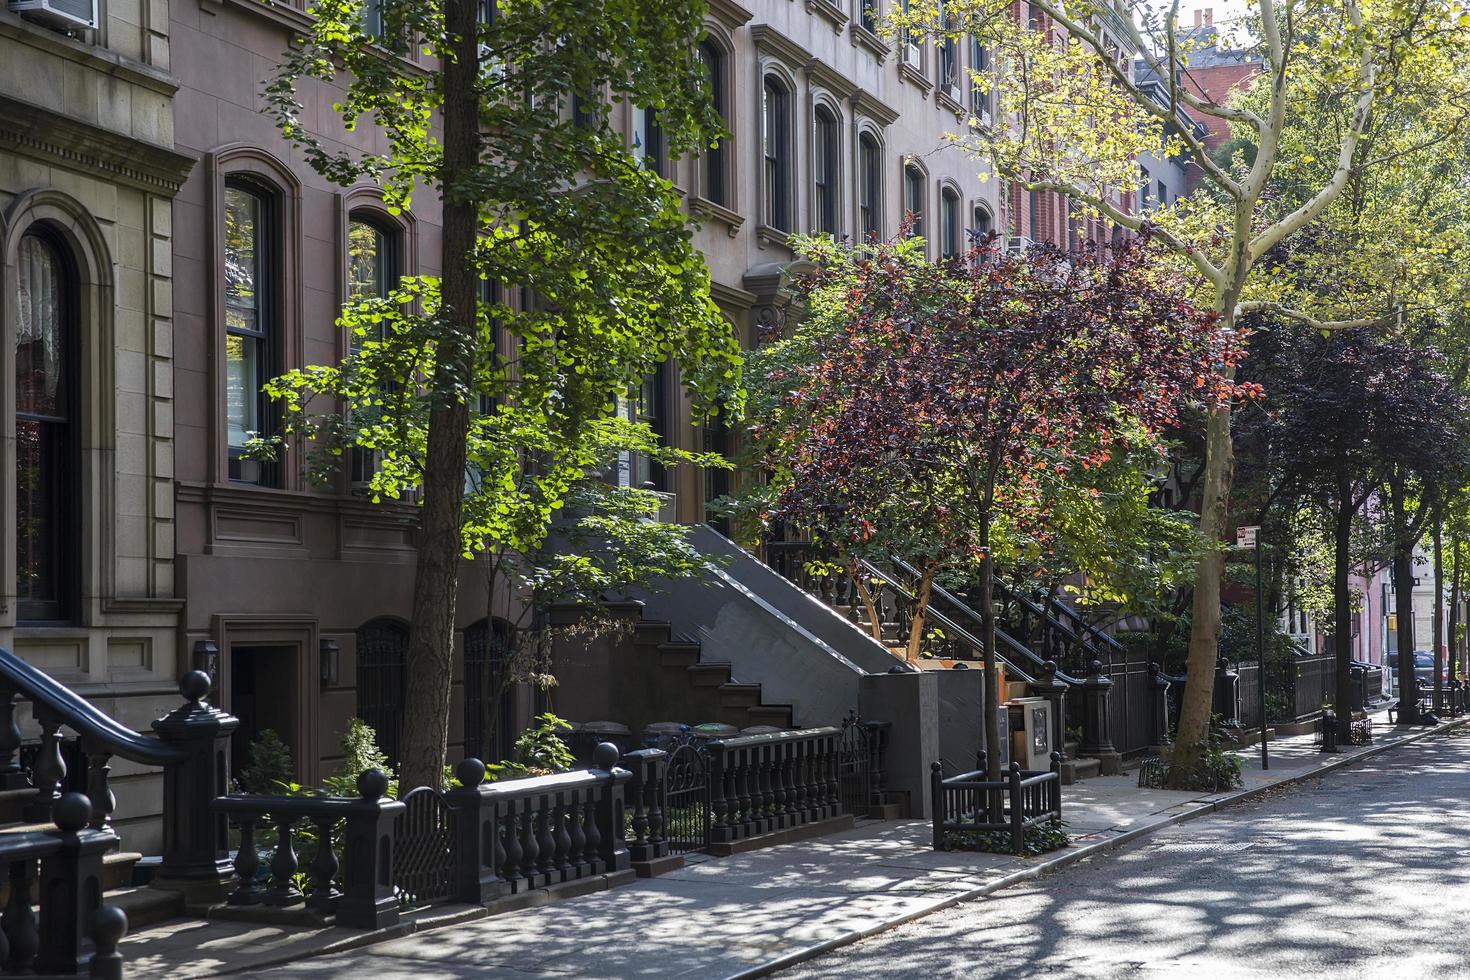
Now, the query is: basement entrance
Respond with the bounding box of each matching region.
[229,644,301,787]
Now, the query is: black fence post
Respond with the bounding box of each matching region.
[622,749,669,864]
[1008,764,1025,856]
[591,743,631,873]
[861,721,891,811]
[336,769,405,929]
[1213,657,1241,727]
[930,761,944,850]
[88,906,127,980]
[1079,661,1118,765]
[446,758,509,906]
[1146,662,1171,749]
[1049,752,1064,822]
[151,671,239,903]
[35,793,114,974]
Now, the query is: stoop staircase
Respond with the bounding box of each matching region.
[628,615,795,730]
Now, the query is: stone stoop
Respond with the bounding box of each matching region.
[1061,741,1101,784]
[630,613,796,730]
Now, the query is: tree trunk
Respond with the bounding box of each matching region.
[978,508,1001,780]
[1451,539,1462,688]
[399,0,480,791]
[1433,508,1445,713]
[904,567,936,664]
[1331,504,1355,746]
[1390,489,1419,723]
[1168,392,1235,784]
[851,564,885,646]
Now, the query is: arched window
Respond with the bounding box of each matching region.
[347,212,401,488]
[464,618,516,763]
[699,42,729,206]
[904,164,926,241]
[940,187,962,258]
[973,203,995,237]
[223,181,280,486]
[858,134,882,239]
[15,231,76,622]
[762,76,792,231]
[356,618,408,767]
[813,106,839,235]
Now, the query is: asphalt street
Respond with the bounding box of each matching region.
[781,727,1470,979]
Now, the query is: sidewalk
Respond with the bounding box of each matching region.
[122,706,1462,979]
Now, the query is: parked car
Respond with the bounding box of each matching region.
[1413,649,1447,689]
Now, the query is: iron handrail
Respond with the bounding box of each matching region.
[0,647,183,766]
[854,559,1043,684]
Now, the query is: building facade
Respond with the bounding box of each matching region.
[0,1,193,850]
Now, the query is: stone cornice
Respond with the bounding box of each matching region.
[749,24,813,68]
[0,95,197,197]
[850,88,899,126]
[805,58,858,100]
[706,0,754,31]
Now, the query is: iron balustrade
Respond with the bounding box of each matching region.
[930,756,1063,856]
[211,769,404,929]
[706,728,842,845]
[0,792,126,977]
[621,748,674,862]
[444,744,631,905]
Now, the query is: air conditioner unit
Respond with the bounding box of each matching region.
[905,41,921,66]
[1006,235,1035,255]
[8,0,97,30]
[945,84,962,104]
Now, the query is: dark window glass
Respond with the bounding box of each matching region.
[762,78,791,230]
[15,232,74,622]
[973,204,994,237]
[363,0,383,38]
[224,183,278,486]
[465,618,517,764]
[939,3,958,91]
[941,189,961,258]
[904,165,925,240]
[859,134,881,238]
[699,43,728,206]
[970,37,991,118]
[636,362,669,490]
[860,0,878,32]
[634,106,664,177]
[356,619,407,768]
[347,215,399,489]
[814,107,838,235]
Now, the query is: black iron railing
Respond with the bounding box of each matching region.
[706,727,841,845]
[445,745,631,904]
[212,770,403,929]
[930,756,1063,855]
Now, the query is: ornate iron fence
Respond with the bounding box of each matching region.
[395,786,456,908]
[930,756,1063,855]
[837,712,890,817]
[662,743,710,855]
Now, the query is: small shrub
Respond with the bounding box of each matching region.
[487,712,576,780]
[322,718,397,798]
[945,819,1070,856]
[239,729,294,794]
[1143,720,1244,792]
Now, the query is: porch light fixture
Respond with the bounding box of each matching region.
[191,640,219,681]
[319,638,340,687]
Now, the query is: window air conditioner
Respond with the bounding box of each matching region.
[1007,235,1035,255]
[905,41,921,66]
[8,0,97,30]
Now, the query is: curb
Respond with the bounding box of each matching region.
[725,713,1470,980]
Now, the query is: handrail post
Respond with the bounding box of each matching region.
[0,684,26,790]
[1079,661,1120,774]
[151,671,239,903]
[1146,662,1171,750]
[930,761,944,850]
[336,769,405,929]
[446,758,510,906]
[36,793,115,974]
[622,749,669,865]
[1008,764,1025,855]
[590,743,631,873]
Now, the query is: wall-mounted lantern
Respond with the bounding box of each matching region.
[191,640,219,681]
[319,638,340,687]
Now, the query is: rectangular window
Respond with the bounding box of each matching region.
[763,79,791,230]
[347,216,398,490]
[859,136,881,238]
[633,106,664,177]
[224,184,276,486]
[699,43,729,206]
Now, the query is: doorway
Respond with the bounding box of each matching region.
[229,644,301,786]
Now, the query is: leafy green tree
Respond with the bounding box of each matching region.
[260,0,742,788]
[894,0,1470,782]
[750,233,1237,777]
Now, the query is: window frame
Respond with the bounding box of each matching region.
[812,104,840,236]
[345,209,404,492]
[698,39,733,209]
[13,228,79,624]
[940,185,962,258]
[761,74,794,232]
[222,178,281,488]
[858,131,883,240]
[903,161,927,244]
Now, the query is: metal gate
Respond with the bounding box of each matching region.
[837,712,872,817]
[394,786,455,907]
[663,743,710,855]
